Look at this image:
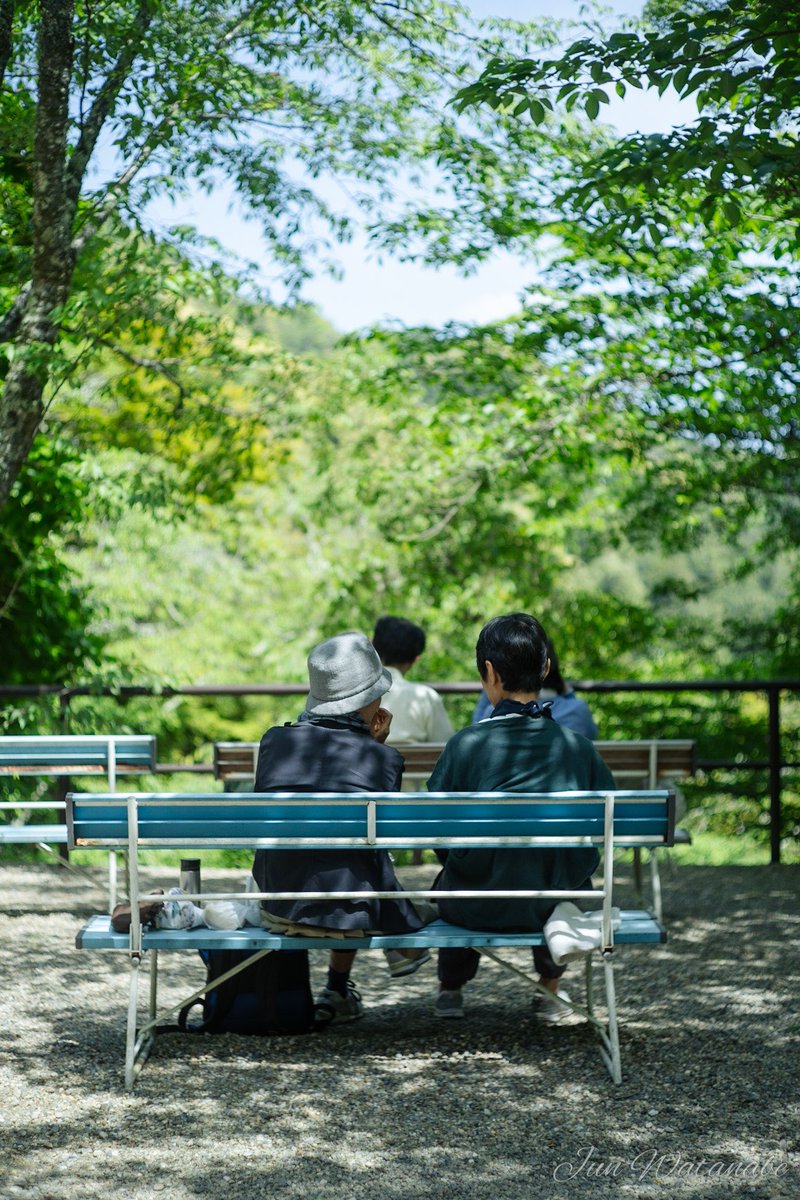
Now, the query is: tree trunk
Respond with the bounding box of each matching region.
[0,0,75,508]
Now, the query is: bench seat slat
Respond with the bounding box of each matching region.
[76,911,666,952]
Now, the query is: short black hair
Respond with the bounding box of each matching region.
[476,613,550,694]
[372,616,426,665]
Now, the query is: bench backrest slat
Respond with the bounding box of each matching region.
[0,735,156,775]
[68,789,675,851]
[213,739,696,783]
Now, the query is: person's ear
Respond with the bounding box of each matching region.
[543,657,551,682]
[483,661,501,689]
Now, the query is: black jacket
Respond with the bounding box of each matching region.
[252,721,423,933]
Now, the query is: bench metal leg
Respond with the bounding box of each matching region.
[125,956,154,1091]
[631,846,663,924]
[482,947,624,1085]
[596,955,622,1085]
[108,851,118,913]
[121,947,275,1090]
[36,841,104,892]
[649,850,663,924]
[632,847,643,901]
[585,954,594,1017]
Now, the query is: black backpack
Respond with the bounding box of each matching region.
[178,947,315,1036]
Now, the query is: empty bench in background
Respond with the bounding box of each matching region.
[0,734,157,909]
[70,786,676,1089]
[595,740,695,921]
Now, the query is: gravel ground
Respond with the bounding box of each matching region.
[0,858,798,1200]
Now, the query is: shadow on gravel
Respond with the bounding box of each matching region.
[1,864,797,1200]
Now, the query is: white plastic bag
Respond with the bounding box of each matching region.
[202,876,263,931]
[544,902,622,966]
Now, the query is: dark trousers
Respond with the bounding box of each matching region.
[438,943,566,989]
[437,879,594,988]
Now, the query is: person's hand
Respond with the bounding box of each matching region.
[370,707,393,743]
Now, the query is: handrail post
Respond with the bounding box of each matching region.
[767,685,782,866]
[55,689,71,862]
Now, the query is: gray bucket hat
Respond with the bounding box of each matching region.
[306,632,392,717]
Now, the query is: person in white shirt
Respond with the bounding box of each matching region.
[372,616,454,744]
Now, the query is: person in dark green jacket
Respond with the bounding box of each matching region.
[429,613,614,1022]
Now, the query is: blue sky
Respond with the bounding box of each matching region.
[145,1,696,331]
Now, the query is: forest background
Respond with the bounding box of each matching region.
[1,0,798,863]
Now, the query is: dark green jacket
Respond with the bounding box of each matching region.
[428,712,614,931]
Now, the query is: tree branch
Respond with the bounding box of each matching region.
[0,283,29,342]
[405,479,482,541]
[31,0,75,295]
[70,1,269,259]
[64,0,155,209]
[84,331,190,401]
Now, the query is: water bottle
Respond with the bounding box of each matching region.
[180,858,201,896]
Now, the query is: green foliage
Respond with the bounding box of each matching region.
[1,0,585,506]
[2,1,798,867]
[448,0,800,614]
[0,434,103,684]
[56,223,316,508]
[455,0,800,252]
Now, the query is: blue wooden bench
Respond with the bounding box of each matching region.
[69,787,675,1089]
[214,738,695,918]
[0,735,157,907]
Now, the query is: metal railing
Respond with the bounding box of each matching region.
[1,678,798,864]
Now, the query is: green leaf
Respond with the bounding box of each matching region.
[723,200,741,226]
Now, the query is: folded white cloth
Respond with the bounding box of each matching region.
[544,902,622,966]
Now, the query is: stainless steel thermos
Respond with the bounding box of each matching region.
[180,858,201,895]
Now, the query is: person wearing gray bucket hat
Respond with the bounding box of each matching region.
[251,631,432,1028]
[306,631,393,718]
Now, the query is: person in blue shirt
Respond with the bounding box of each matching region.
[472,637,597,739]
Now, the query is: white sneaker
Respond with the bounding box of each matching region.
[313,983,364,1028]
[532,988,572,1024]
[384,948,432,978]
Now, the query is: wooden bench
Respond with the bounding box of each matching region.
[213,738,695,918]
[594,741,695,920]
[212,740,465,784]
[69,786,675,1089]
[214,738,696,788]
[0,734,157,908]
